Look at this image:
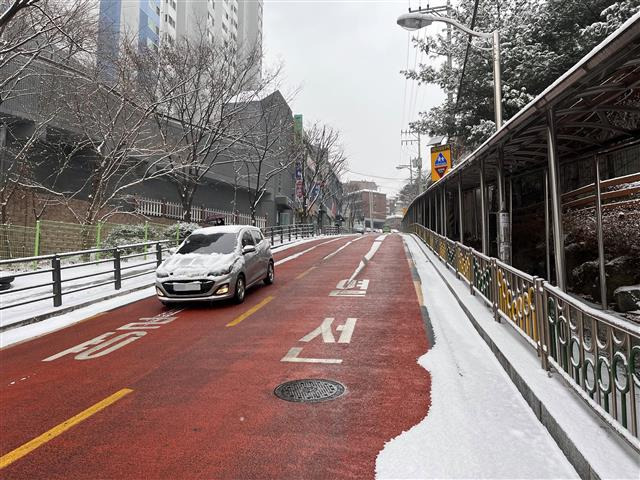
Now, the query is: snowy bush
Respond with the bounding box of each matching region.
[163,222,201,245]
[103,224,160,250]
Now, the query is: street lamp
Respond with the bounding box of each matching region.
[397,12,503,129]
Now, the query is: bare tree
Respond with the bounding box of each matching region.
[45,39,187,243]
[0,0,98,227]
[136,35,275,221]
[235,91,299,224]
[297,122,348,224]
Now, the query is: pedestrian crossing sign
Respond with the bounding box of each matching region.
[431,145,451,181]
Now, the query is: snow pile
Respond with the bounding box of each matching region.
[376,236,578,479]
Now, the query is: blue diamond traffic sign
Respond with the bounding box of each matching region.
[434,153,447,166]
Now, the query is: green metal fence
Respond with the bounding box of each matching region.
[0,220,169,261]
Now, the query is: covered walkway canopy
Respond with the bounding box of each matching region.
[404,12,640,298]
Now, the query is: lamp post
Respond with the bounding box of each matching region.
[397,12,503,129]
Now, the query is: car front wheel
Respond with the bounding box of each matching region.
[264,261,274,285]
[234,275,246,304]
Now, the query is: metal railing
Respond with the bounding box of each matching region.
[0,241,171,314]
[261,224,318,245]
[135,196,267,229]
[410,223,640,450]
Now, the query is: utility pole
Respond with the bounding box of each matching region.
[401,129,422,195]
[368,190,374,232]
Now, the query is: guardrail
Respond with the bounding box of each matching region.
[410,223,640,450]
[262,224,317,245]
[0,240,171,312]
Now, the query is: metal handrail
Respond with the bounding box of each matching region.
[0,241,171,314]
[409,222,640,449]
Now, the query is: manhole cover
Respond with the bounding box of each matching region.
[274,379,345,403]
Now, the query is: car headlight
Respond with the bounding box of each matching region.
[208,264,233,277]
[156,269,169,278]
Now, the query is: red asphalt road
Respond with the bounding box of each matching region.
[0,234,431,479]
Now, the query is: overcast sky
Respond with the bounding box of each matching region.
[263,0,445,196]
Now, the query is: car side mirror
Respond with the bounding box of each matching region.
[242,245,256,254]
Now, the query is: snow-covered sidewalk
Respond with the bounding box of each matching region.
[376,235,579,479]
[377,234,639,479]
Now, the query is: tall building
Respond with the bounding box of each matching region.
[237,0,263,80]
[97,0,161,55]
[98,0,260,73]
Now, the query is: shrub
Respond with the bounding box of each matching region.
[163,222,201,245]
[103,224,160,250]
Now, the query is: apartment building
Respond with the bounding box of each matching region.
[98,0,261,72]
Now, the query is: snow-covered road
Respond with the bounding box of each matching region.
[376,235,578,479]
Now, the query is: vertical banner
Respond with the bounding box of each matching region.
[431,144,452,182]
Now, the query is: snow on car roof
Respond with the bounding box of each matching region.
[191,225,258,235]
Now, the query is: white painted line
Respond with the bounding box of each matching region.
[336,318,357,343]
[274,237,346,266]
[346,236,386,282]
[280,347,342,364]
[300,318,336,343]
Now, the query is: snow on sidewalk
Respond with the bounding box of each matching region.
[375,235,578,479]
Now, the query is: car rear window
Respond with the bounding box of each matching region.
[178,233,237,255]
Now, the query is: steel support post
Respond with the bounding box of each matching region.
[458,175,464,244]
[442,187,447,238]
[509,177,513,265]
[480,159,488,255]
[546,110,566,291]
[544,169,551,281]
[435,192,439,234]
[594,156,607,309]
[496,147,510,263]
[428,196,432,230]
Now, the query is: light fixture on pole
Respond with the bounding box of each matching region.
[397,12,503,129]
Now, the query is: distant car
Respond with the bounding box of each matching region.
[155,225,274,305]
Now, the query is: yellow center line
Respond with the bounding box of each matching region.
[226,296,275,327]
[0,388,133,470]
[295,266,317,280]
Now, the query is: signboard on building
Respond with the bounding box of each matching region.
[431,145,452,182]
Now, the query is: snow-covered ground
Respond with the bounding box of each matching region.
[376,235,579,479]
[0,235,347,345]
[378,234,639,479]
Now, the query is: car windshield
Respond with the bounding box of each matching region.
[177,232,237,255]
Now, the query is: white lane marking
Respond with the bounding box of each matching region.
[43,332,115,362]
[298,317,358,344]
[42,309,182,362]
[300,318,336,343]
[280,347,342,364]
[274,236,346,266]
[329,279,369,297]
[336,318,358,344]
[75,332,147,360]
[322,234,366,261]
[347,236,385,283]
[117,316,177,330]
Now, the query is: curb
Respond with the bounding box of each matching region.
[407,234,627,480]
[0,282,155,333]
